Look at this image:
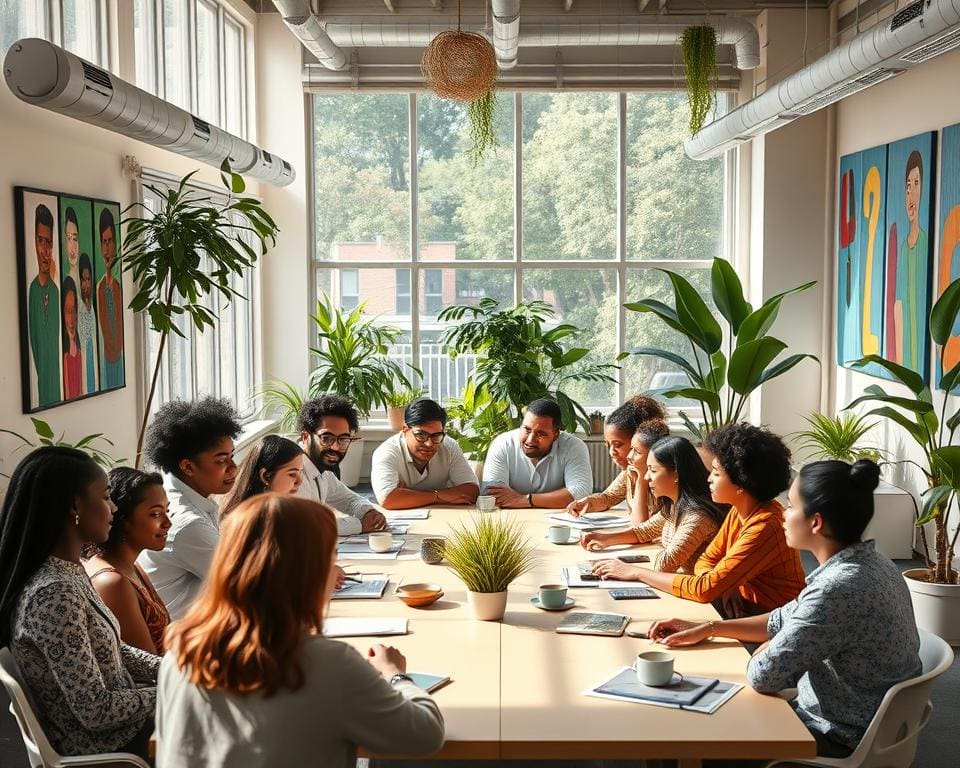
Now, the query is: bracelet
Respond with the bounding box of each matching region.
[706,620,718,640]
[389,673,413,686]
[527,493,533,507]
[434,489,441,501]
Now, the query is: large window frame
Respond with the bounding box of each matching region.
[1,0,108,67]
[310,91,738,410]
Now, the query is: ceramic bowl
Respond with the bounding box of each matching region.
[397,582,444,608]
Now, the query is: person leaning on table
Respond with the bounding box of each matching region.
[156,495,445,768]
[648,459,921,759]
[481,398,593,509]
[371,397,479,510]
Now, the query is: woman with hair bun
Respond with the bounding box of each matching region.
[649,459,921,758]
[566,395,665,523]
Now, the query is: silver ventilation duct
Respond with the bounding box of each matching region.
[685,0,960,160]
[272,0,347,70]
[3,38,295,186]
[492,0,521,69]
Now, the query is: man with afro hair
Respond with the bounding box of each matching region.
[138,397,241,619]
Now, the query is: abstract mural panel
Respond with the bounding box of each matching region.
[938,122,960,388]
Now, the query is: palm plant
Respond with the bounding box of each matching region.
[122,162,278,466]
[626,258,818,439]
[442,514,536,594]
[445,381,514,462]
[1,418,121,476]
[845,276,960,584]
[255,380,307,435]
[439,298,618,432]
[792,412,881,463]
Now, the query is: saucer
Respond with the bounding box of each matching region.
[530,596,575,611]
[544,532,581,545]
[639,671,684,688]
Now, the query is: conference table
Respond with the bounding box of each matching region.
[333,506,817,766]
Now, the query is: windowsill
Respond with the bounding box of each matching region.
[235,419,279,452]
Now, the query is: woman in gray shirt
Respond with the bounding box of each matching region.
[648,459,921,758]
[157,494,444,767]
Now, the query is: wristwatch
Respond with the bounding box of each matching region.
[527,493,533,507]
[390,673,414,686]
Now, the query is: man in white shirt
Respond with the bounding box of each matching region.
[138,397,241,620]
[371,398,479,509]
[483,398,593,508]
[295,393,387,535]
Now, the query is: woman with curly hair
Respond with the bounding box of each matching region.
[584,435,726,575]
[84,467,171,654]
[616,422,805,618]
[566,395,665,523]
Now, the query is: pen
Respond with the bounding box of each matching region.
[342,576,362,584]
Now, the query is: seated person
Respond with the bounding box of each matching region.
[84,467,172,654]
[138,397,242,620]
[371,398,479,509]
[584,434,725,575]
[649,459,921,759]
[157,495,445,766]
[567,396,665,523]
[615,422,805,618]
[0,448,158,760]
[296,394,387,535]
[482,398,592,508]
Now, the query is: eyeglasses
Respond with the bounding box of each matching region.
[312,432,355,449]
[411,430,445,445]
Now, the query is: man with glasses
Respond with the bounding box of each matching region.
[483,398,593,509]
[295,394,386,534]
[371,398,479,510]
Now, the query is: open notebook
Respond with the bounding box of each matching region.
[331,574,390,600]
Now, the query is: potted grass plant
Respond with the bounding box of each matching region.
[792,411,882,463]
[385,387,425,431]
[442,514,536,621]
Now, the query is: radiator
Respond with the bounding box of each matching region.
[584,438,619,493]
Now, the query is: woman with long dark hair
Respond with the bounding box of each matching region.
[84,467,172,654]
[157,495,444,766]
[650,460,921,758]
[587,435,726,577]
[219,435,305,518]
[0,447,158,760]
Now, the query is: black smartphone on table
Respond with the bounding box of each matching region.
[617,554,650,564]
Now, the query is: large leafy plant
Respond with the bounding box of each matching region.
[123,162,278,466]
[309,292,418,419]
[442,514,536,594]
[626,258,818,439]
[445,381,514,462]
[439,298,618,432]
[845,277,960,584]
[1,418,122,477]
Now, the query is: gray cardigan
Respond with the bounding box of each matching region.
[156,635,444,767]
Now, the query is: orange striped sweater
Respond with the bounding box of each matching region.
[671,499,805,611]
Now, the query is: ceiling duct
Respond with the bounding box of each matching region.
[273,0,347,70]
[492,0,521,69]
[685,0,960,160]
[4,38,294,185]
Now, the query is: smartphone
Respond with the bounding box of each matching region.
[625,629,649,639]
[576,561,601,581]
[608,587,659,600]
[617,554,650,564]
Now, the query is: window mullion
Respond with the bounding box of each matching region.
[514,91,522,308]
[409,93,420,386]
[617,91,627,405]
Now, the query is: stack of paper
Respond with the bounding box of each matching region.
[386,509,430,520]
[547,512,631,530]
[323,617,409,638]
[337,539,405,560]
[585,667,743,714]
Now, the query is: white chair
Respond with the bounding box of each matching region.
[0,647,149,768]
[766,629,954,768]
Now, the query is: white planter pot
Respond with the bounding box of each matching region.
[468,459,484,481]
[339,437,364,488]
[466,590,508,621]
[904,569,960,645]
[387,408,405,431]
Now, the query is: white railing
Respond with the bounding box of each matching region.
[389,343,477,405]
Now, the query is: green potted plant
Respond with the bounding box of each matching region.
[680,24,718,136]
[446,381,514,479]
[439,298,618,433]
[626,257,818,440]
[844,275,960,642]
[385,387,425,431]
[588,411,605,435]
[254,380,307,436]
[442,514,536,621]
[122,162,278,467]
[792,411,882,463]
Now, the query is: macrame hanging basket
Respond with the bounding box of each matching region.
[421,30,497,103]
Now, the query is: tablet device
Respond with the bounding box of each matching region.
[555,612,630,637]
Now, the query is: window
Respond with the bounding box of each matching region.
[339,269,359,311]
[140,176,259,418]
[133,0,247,136]
[311,92,732,410]
[1,0,105,66]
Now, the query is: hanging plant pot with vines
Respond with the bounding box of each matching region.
[681,24,719,136]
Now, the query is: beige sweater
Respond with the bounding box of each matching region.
[632,507,721,574]
[156,636,444,767]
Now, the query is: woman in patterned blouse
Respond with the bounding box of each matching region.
[84,467,172,654]
[0,447,159,760]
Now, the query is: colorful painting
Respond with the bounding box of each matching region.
[93,201,125,391]
[938,122,960,387]
[837,151,863,367]
[884,132,937,380]
[60,196,100,397]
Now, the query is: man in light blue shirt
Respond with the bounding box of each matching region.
[482,399,593,508]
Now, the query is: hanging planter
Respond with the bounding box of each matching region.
[680,25,719,136]
[421,27,498,162]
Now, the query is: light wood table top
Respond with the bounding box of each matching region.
[332,506,816,764]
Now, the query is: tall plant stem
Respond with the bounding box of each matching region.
[135,281,175,468]
[688,338,710,430]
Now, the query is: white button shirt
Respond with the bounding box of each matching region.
[137,473,220,621]
[296,455,375,535]
[482,429,593,499]
[370,433,479,504]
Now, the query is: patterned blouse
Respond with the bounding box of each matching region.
[11,557,159,756]
[747,540,922,749]
[89,564,171,653]
[631,507,721,574]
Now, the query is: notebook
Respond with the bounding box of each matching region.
[330,574,389,599]
[547,512,632,530]
[586,667,743,714]
[337,539,404,559]
[555,612,630,637]
[323,618,409,638]
[386,509,430,520]
[407,672,452,693]
[593,667,719,706]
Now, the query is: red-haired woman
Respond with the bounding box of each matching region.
[156,495,444,766]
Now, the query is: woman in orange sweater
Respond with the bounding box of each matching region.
[609,422,805,618]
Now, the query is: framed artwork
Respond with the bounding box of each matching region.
[938,122,960,388]
[93,201,125,391]
[15,187,124,414]
[837,151,863,368]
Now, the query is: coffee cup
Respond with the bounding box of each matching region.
[547,524,572,544]
[477,495,496,512]
[633,651,682,687]
[538,583,568,609]
[368,532,394,553]
[420,536,446,564]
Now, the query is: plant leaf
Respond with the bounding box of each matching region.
[849,355,925,395]
[930,277,960,346]
[711,258,750,334]
[30,418,54,439]
[728,337,788,395]
[918,484,954,525]
[662,269,723,353]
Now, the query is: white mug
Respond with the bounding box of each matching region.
[368,532,394,553]
[477,495,496,512]
[633,651,682,687]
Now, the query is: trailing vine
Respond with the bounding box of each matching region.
[468,89,498,164]
[681,25,719,136]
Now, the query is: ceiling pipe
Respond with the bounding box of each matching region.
[491,0,521,69]
[272,0,347,71]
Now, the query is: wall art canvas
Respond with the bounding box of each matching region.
[937,122,960,388]
[93,201,125,391]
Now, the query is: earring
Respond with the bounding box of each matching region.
[736,488,743,495]
[75,514,80,526]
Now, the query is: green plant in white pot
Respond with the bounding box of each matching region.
[443,514,536,621]
[445,381,514,479]
[385,387,425,431]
